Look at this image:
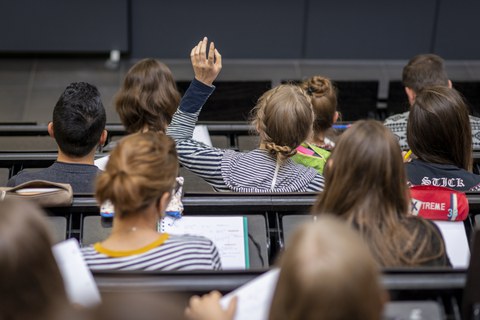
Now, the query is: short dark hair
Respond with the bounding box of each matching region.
[407,86,472,171]
[402,54,449,93]
[53,82,106,157]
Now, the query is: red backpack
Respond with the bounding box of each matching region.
[409,185,469,221]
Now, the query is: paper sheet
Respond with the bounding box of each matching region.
[433,221,470,268]
[220,269,280,320]
[161,216,247,269]
[193,125,212,146]
[51,238,101,307]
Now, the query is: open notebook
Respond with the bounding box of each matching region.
[160,216,249,269]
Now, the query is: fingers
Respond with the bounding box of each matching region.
[215,48,222,69]
[208,42,215,64]
[200,37,208,60]
[226,296,238,319]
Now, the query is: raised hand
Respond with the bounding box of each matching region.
[191,37,222,86]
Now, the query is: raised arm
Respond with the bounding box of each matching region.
[167,38,230,191]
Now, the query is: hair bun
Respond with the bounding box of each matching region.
[304,76,332,97]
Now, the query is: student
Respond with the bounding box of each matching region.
[95,58,180,170]
[292,76,338,174]
[384,53,480,150]
[94,59,184,217]
[0,199,73,320]
[406,86,480,191]
[185,217,386,320]
[81,132,221,270]
[7,82,107,193]
[313,120,449,267]
[167,37,324,192]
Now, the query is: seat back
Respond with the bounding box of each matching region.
[47,216,67,243]
[82,215,269,269]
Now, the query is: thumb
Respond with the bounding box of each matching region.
[226,296,238,319]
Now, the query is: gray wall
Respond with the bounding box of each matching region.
[1,0,479,59]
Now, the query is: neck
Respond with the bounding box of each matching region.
[308,132,326,146]
[56,149,95,165]
[111,206,159,236]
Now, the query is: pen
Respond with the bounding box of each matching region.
[404,150,412,161]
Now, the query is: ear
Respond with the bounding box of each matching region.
[47,122,55,138]
[99,129,108,146]
[157,192,171,218]
[333,111,339,124]
[448,79,452,88]
[405,87,416,106]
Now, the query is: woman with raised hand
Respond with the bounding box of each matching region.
[313,120,449,267]
[167,37,324,192]
[292,76,338,174]
[82,132,221,271]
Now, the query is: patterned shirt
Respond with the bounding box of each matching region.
[384,111,480,150]
[81,234,222,271]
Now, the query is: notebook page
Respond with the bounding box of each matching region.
[161,216,247,269]
[220,269,280,320]
[433,220,470,268]
[51,238,101,307]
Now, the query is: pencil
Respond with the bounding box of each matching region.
[404,150,412,161]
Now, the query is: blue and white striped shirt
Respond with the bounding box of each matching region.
[167,79,324,193]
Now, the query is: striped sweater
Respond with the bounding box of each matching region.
[167,79,325,193]
[81,234,222,271]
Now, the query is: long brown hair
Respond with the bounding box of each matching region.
[96,132,178,218]
[269,217,385,320]
[301,76,337,135]
[251,84,313,160]
[407,86,472,171]
[115,59,181,134]
[312,120,446,267]
[0,199,69,320]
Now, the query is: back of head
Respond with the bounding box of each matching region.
[53,82,106,157]
[89,292,186,320]
[402,54,449,93]
[96,132,178,217]
[301,76,337,134]
[269,217,384,320]
[314,120,409,223]
[407,86,472,170]
[251,84,313,160]
[115,58,181,134]
[0,199,68,320]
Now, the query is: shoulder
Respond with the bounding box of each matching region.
[384,112,409,125]
[7,169,45,186]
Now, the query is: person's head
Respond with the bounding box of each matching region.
[251,84,314,160]
[49,82,107,158]
[269,217,385,320]
[0,199,69,320]
[313,120,447,266]
[408,86,472,171]
[96,132,178,218]
[314,120,409,224]
[115,59,181,134]
[301,76,338,136]
[402,54,451,105]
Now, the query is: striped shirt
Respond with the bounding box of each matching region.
[81,234,222,271]
[167,79,324,193]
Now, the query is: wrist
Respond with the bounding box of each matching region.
[194,76,214,87]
